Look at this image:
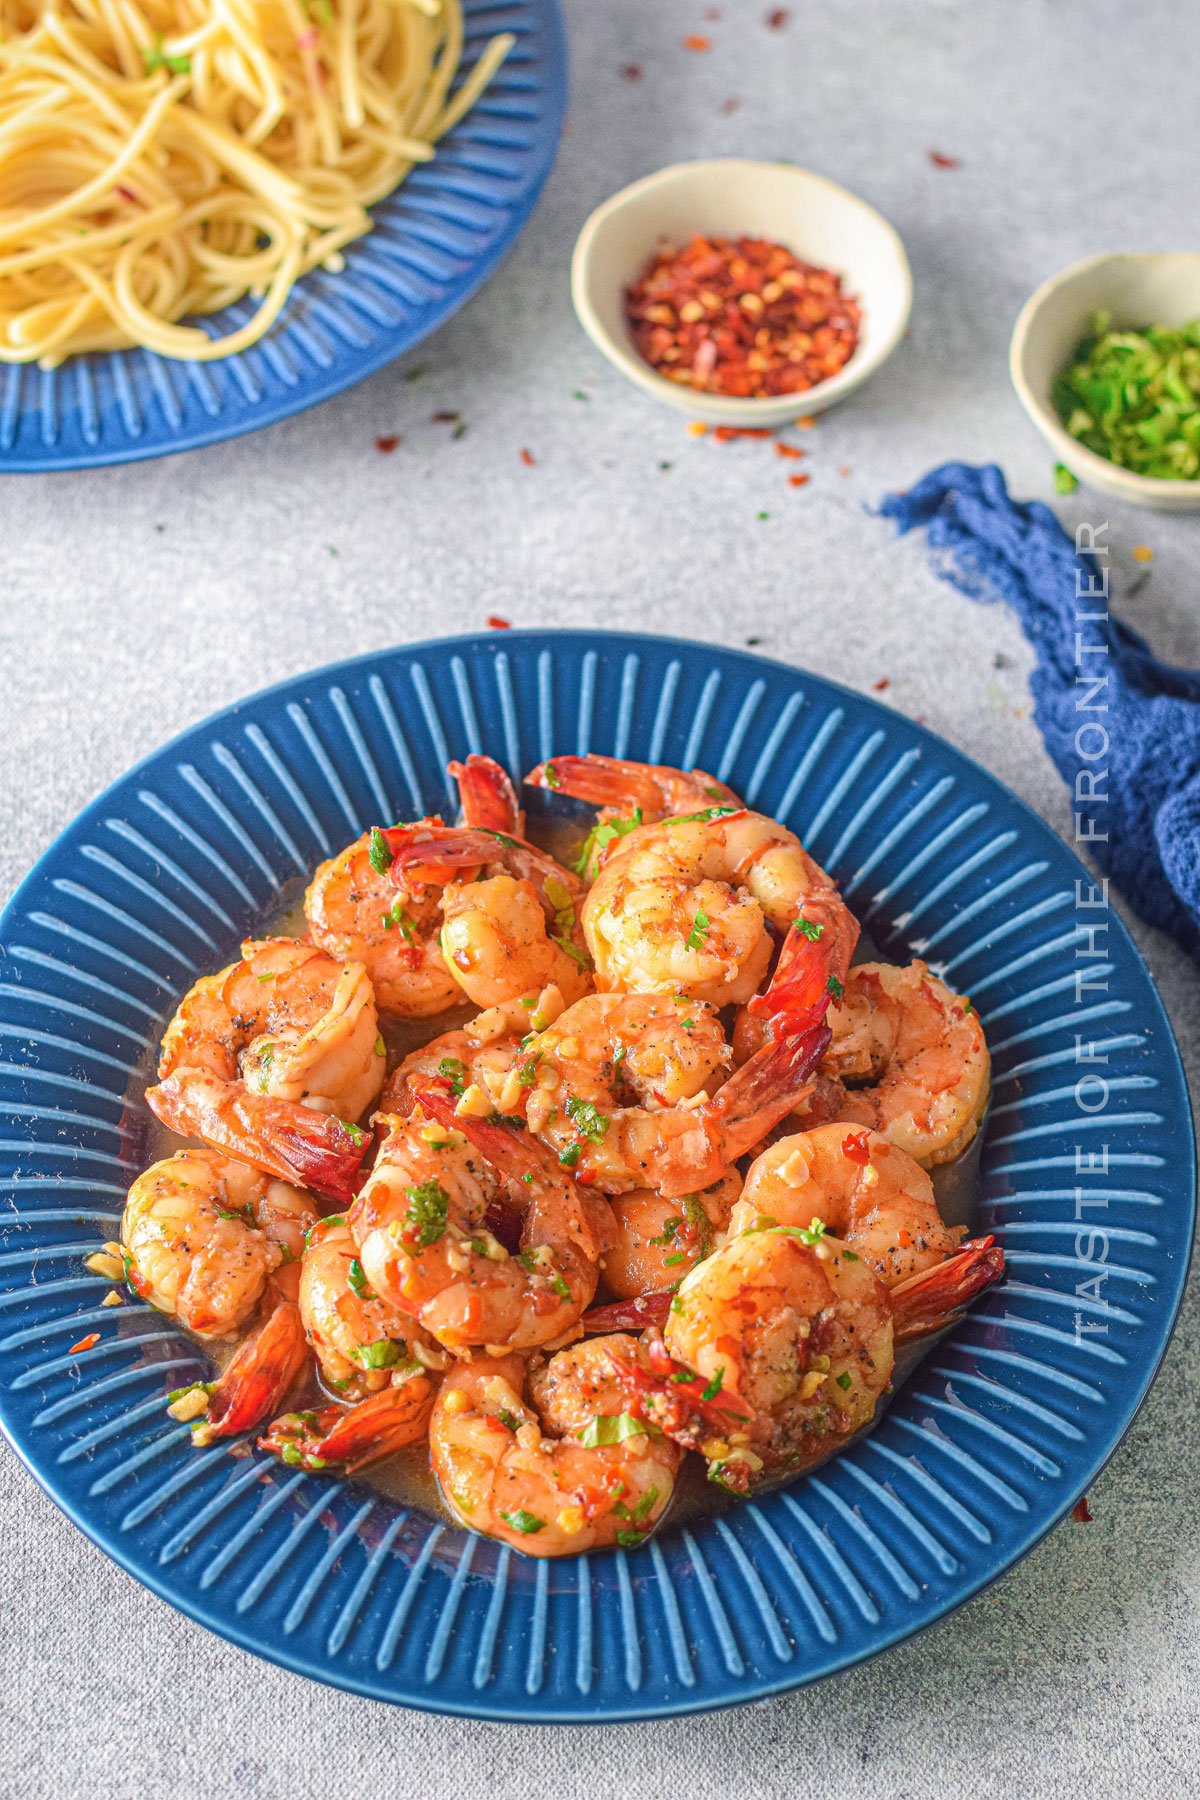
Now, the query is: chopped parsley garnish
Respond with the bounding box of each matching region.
[649,1216,683,1248]
[437,1056,467,1097]
[517,1056,541,1087]
[368,826,394,873]
[796,1217,827,1246]
[342,1121,367,1147]
[543,762,561,788]
[141,36,191,74]
[353,1340,403,1369]
[577,1412,649,1448]
[403,1178,448,1250]
[615,1528,651,1548]
[793,917,824,941]
[571,808,643,881]
[544,876,591,971]
[671,806,739,824]
[500,1508,545,1534]
[497,1407,521,1432]
[700,1367,724,1402]
[835,1371,853,1390]
[346,1258,372,1299]
[381,899,415,940]
[685,908,711,951]
[563,1094,609,1142]
[558,1143,582,1168]
[827,974,845,1002]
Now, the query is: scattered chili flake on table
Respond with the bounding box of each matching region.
[776,441,805,458]
[766,5,790,25]
[1073,1494,1094,1523]
[873,677,890,692]
[519,447,536,467]
[682,34,711,51]
[794,413,817,428]
[1131,545,1154,562]
[719,96,740,114]
[712,424,773,441]
[787,472,811,487]
[621,62,642,80]
[487,615,512,630]
[69,1332,101,1353]
[626,235,860,399]
[373,434,399,453]
[928,149,961,169]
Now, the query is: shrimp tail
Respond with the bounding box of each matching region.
[526,753,740,817]
[200,1298,308,1441]
[582,1291,673,1334]
[145,1077,370,1204]
[260,1378,434,1473]
[890,1235,1006,1344]
[749,903,860,1027]
[451,754,524,836]
[604,1333,756,1447]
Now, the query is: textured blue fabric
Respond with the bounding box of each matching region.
[880,461,1200,959]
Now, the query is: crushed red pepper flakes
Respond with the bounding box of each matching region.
[1073,1495,1094,1523]
[487,615,512,630]
[519,447,536,467]
[627,234,860,399]
[766,5,790,24]
[69,1332,101,1353]
[873,677,890,692]
[682,34,711,51]
[373,434,399,453]
[712,425,773,442]
[795,414,817,428]
[838,465,852,477]
[787,472,811,487]
[719,96,740,115]
[620,62,642,80]
[775,442,806,459]
[705,5,722,17]
[928,150,961,169]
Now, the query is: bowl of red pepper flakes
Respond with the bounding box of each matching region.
[572,159,912,426]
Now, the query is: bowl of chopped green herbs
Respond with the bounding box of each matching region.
[1010,252,1200,509]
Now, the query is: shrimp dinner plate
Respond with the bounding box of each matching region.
[0,630,1193,1721]
[0,1,566,472]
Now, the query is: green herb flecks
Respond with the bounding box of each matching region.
[437,1056,467,1098]
[685,908,711,952]
[403,1178,448,1250]
[563,1094,609,1143]
[500,1508,545,1535]
[141,36,191,74]
[571,808,643,882]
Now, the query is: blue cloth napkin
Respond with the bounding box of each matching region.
[879,461,1200,960]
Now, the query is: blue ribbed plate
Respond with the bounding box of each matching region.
[0,630,1193,1720]
[0,2,565,471]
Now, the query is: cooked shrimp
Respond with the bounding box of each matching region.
[299,1217,447,1399]
[579,802,858,1007]
[515,989,833,1199]
[198,1295,312,1443]
[734,1124,961,1286]
[814,963,989,1166]
[304,757,524,1019]
[386,823,593,1011]
[601,1171,742,1300]
[431,1349,679,1556]
[609,1225,1004,1489]
[349,1086,610,1351]
[122,1148,317,1338]
[145,938,384,1202]
[260,1374,437,1473]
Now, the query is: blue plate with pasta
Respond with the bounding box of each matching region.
[0,0,566,472]
[0,630,1192,1720]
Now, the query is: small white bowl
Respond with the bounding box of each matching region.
[570,159,912,428]
[1010,252,1200,512]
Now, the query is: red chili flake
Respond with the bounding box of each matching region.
[69,1332,101,1353]
[838,465,852,477]
[115,183,139,203]
[705,5,722,17]
[486,615,511,630]
[787,472,811,487]
[373,435,399,454]
[1073,1495,1094,1523]
[719,97,740,115]
[682,34,711,51]
[519,447,536,467]
[766,5,790,25]
[928,150,961,169]
[621,62,642,80]
[712,425,774,442]
[873,677,890,692]
[775,442,806,459]
[625,234,860,400]
[841,1130,871,1166]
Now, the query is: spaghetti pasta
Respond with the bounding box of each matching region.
[0,0,511,363]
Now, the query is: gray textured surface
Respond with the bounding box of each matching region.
[2,1,1199,1795]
